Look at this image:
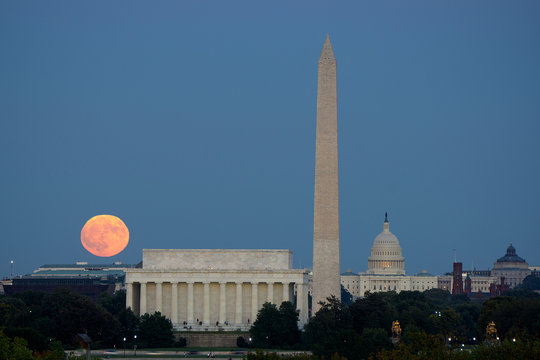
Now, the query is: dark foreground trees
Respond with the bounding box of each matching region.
[303,296,391,360]
[300,289,540,359]
[0,330,64,360]
[138,311,175,348]
[0,289,120,348]
[250,301,301,348]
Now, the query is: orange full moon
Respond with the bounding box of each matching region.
[81,215,129,257]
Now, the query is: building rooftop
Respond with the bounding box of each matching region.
[495,243,527,264]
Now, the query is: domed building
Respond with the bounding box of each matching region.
[491,243,531,288]
[367,213,405,275]
[341,214,438,298]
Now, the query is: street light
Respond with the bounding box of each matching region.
[10,260,13,280]
[134,335,137,356]
[123,337,126,358]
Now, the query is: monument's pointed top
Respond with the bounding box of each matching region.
[319,34,336,63]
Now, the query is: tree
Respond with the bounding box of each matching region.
[249,301,300,348]
[40,288,120,346]
[277,301,301,346]
[429,308,465,341]
[453,302,480,340]
[520,275,540,291]
[477,296,525,340]
[99,290,126,317]
[349,292,396,335]
[0,297,26,328]
[303,296,356,358]
[391,291,434,333]
[117,307,140,345]
[358,328,392,358]
[250,303,281,348]
[138,311,175,348]
[3,327,48,352]
[0,331,33,360]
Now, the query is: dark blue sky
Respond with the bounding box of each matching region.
[1,1,539,278]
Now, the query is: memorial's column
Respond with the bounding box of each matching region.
[126,282,133,310]
[235,282,243,325]
[187,282,194,324]
[155,282,163,312]
[251,282,258,323]
[282,282,290,302]
[267,282,274,303]
[203,282,210,325]
[296,282,308,326]
[219,282,227,325]
[171,283,178,325]
[140,282,147,315]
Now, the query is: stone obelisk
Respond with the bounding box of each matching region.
[312,35,340,313]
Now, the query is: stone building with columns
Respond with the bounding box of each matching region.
[341,214,438,298]
[125,249,309,331]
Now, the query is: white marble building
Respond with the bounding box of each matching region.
[125,249,309,331]
[341,215,438,298]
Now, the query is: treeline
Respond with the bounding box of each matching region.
[0,288,182,358]
[249,288,540,359]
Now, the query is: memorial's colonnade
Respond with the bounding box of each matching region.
[125,250,309,330]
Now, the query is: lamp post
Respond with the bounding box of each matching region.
[134,335,137,356]
[123,337,126,357]
[10,260,13,280]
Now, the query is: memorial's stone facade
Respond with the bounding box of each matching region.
[125,249,309,330]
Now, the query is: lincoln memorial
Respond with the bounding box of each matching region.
[125,249,309,330]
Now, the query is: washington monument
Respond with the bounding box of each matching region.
[312,35,340,313]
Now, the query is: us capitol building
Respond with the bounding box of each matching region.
[341,214,438,298]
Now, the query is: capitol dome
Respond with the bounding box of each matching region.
[367,213,405,275]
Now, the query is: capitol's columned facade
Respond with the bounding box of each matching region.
[125,249,309,331]
[341,214,438,298]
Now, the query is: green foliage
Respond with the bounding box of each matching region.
[98,290,126,316]
[391,291,435,334]
[350,292,396,335]
[375,331,462,360]
[39,340,65,360]
[358,328,392,357]
[374,333,540,360]
[423,288,452,307]
[138,311,175,348]
[429,308,465,340]
[116,307,140,345]
[453,302,481,340]
[0,331,33,360]
[40,288,120,346]
[478,295,540,340]
[502,288,540,299]
[0,297,27,328]
[303,296,357,359]
[520,274,540,290]
[3,327,48,352]
[249,301,301,348]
